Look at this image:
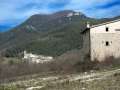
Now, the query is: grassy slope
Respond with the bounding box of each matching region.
[0,11,112,57]
[0,16,96,57]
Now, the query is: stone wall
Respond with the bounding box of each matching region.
[90,20,120,61]
[81,30,90,60]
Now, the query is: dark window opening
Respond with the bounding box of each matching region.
[106,27,109,32]
[115,29,120,31]
[106,41,109,46]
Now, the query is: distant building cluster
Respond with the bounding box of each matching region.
[23,51,53,63]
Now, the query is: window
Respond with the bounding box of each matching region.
[106,41,109,46]
[106,27,109,32]
[115,29,120,31]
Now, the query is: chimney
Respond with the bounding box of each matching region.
[87,22,90,28]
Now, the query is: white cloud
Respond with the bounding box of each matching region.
[0,0,120,27]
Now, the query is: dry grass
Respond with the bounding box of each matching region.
[0,69,120,90]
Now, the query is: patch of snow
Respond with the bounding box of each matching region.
[82,87,86,90]
[26,25,36,30]
[66,12,81,17]
[41,76,58,81]
[26,86,45,90]
[74,12,80,16]
[67,13,73,17]
[30,25,36,31]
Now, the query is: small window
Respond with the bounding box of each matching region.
[106,41,109,46]
[115,29,120,31]
[106,27,109,32]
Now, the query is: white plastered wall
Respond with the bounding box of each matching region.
[90,21,120,61]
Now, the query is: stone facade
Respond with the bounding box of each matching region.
[82,19,120,61]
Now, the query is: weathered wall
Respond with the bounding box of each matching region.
[81,30,90,60]
[90,20,120,61]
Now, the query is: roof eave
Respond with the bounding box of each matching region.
[81,28,90,34]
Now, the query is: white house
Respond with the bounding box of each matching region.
[81,19,120,61]
[23,51,53,63]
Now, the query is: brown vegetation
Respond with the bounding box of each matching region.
[0,54,120,84]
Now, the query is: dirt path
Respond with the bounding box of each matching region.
[25,69,120,90]
[1,68,120,90]
[70,69,120,82]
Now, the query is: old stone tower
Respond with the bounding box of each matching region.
[82,19,120,61]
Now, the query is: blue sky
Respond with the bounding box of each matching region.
[0,0,120,31]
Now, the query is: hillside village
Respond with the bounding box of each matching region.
[23,51,53,63]
[0,10,120,90]
[23,18,120,63]
[0,0,120,89]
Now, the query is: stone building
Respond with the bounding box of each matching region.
[82,19,120,61]
[23,51,53,63]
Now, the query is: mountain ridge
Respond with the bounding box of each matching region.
[0,10,118,57]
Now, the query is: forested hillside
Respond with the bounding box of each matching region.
[0,10,113,57]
